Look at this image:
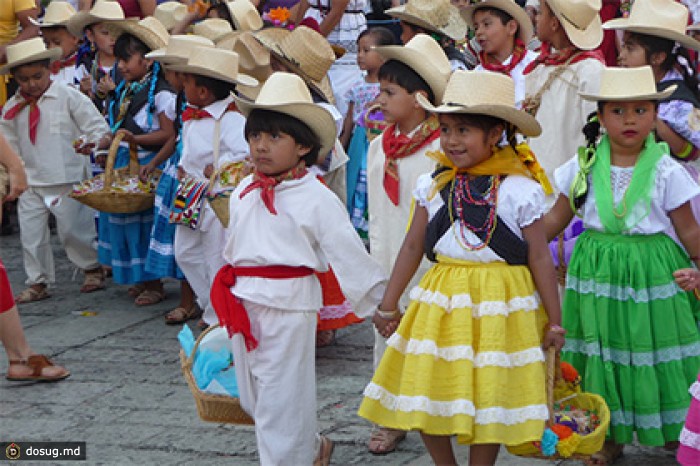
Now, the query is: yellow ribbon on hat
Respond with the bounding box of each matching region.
[427,143,553,200]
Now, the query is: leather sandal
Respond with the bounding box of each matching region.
[127,283,146,298]
[587,441,624,466]
[134,289,166,306]
[368,427,406,455]
[14,285,50,304]
[6,355,70,382]
[80,268,105,293]
[313,435,334,466]
[164,304,202,325]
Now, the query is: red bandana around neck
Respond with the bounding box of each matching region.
[182,101,238,122]
[381,114,440,205]
[479,38,528,75]
[3,90,45,144]
[50,54,77,74]
[523,42,604,74]
[238,162,308,215]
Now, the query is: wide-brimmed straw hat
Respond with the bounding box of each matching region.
[546,0,603,51]
[108,16,169,51]
[217,31,271,99]
[0,37,62,74]
[462,0,534,43]
[31,1,76,28]
[193,18,233,42]
[579,66,677,101]
[154,2,187,32]
[67,0,126,37]
[374,33,452,102]
[226,0,263,32]
[234,72,337,158]
[168,46,258,87]
[417,70,541,137]
[146,35,214,65]
[386,0,466,41]
[262,26,337,104]
[603,0,700,51]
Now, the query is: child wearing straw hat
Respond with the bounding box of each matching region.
[543,66,700,465]
[31,1,80,87]
[213,71,386,466]
[171,0,263,36]
[358,69,563,466]
[0,37,111,303]
[168,46,257,327]
[99,16,176,304]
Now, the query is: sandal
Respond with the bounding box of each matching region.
[127,283,146,298]
[587,441,624,466]
[164,304,202,325]
[6,355,70,382]
[313,435,334,466]
[80,268,105,293]
[135,289,166,306]
[14,285,50,304]
[368,427,406,455]
[316,330,336,348]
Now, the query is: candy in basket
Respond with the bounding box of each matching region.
[207,160,250,227]
[363,103,388,142]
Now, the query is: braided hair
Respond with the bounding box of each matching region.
[570,112,602,210]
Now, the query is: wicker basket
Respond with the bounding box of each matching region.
[506,347,610,460]
[363,103,387,142]
[207,161,248,228]
[179,324,254,425]
[70,132,160,214]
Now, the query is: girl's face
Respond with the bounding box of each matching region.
[439,114,502,169]
[86,23,115,57]
[376,79,421,125]
[473,9,517,58]
[117,53,151,82]
[357,35,385,73]
[599,100,657,155]
[248,130,310,176]
[164,69,184,92]
[618,33,648,68]
[41,27,80,59]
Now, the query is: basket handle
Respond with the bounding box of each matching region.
[185,323,221,369]
[206,119,222,196]
[546,346,558,425]
[363,103,384,128]
[103,132,139,192]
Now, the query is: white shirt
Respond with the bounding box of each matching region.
[0,81,110,186]
[475,49,537,109]
[224,172,386,315]
[50,63,78,89]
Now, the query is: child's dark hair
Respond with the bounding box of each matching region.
[207,2,236,29]
[446,113,507,143]
[11,59,50,75]
[244,109,321,166]
[625,32,700,102]
[192,74,236,101]
[474,7,516,29]
[114,33,150,61]
[378,60,435,104]
[358,26,396,47]
[570,111,604,210]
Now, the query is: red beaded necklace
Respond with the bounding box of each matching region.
[448,175,500,251]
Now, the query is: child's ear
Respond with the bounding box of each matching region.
[488,124,505,146]
[296,144,311,159]
[650,51,667,67]
[413,89,429,108]
[506,19,519,38]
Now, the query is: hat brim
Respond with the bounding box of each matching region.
[68,12,128,37]
[30,17,72,28]
[374,45,448,102]
[167,63,258,87]
[551,7,603,50]
[266,47,336,105]
[603,19,700,51]
[108,20,166,51]
[462,0,534,44]
[579,84,677,102]
[0,48,62,75]
[386,5,467,41]
[416,92,542,137]
[144,48,188,65]
[233,96,337,158]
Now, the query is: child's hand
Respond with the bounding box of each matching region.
[372,308,401,339]
[674,268,700,292]
[73,136,96,155]
[543,326,566,352]
[97,75,115,96]
[5,165,28,203]
[116,129,136,144]
[177,166,186,180]
[203,163,214,179]
[79,75,93,96]
[139,162,156,183]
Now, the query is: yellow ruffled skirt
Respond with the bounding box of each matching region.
[358,257,549,445]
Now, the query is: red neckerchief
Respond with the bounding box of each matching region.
[523,42,605,74]
[3,89,46,144]
[49,53,77,74]
[239,162,308,215]
[381,114,440,205]
[479,38,528,75]
[182,102,237,122]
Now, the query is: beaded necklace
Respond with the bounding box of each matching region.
[447,174,501,251]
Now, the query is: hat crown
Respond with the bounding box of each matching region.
[254,72,313,106]
[550,0,601,30]
[88,0,125,19]
[442,70,516,108]
[597,66,659,99]
[227,0,263,32]
[42,1,76,24]
[403,34,452,76]
[404,0,452,29]
[154,2,187,31]
[277,26,335,81]
[165,35,214,58]
[6,37,51,63]
[625,0,689,34]
[185,46,244,78]
[193,18,233,42]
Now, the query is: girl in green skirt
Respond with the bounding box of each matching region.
[544,66,700,465]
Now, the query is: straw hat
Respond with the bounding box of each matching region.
[108,16,169,51]
[154,2,187,32]
[226,0,263,32]
[0,37,62,75]
[146,35,215,65]
[462,0,534,43]
[386,0,467,41]
[374,33,452,102]
[417,70,541,136]
[262,26,337,104]
[66,0,126,37]
[234,72,337,158]
[168,46,258,87]
[217,31,271,98]
[546,0,603,51]
[30,1,76,28]
[603,0,700,51]
[579,66,677,101]
[193,18,233,42]
[254,26,290,50]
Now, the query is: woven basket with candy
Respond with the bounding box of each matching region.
[207,161,250,227]
[507,348,610,460]
[363,104,387,142]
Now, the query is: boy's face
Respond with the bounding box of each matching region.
[86,23,115,56]
[599,101,656,155]
[535,1,557,44]
[41,27,79,59]
[618,33,648,68]
[181,73,212,107]
[14,63,52,98]
[164,69,184,92]
[473,9,518,58]
[248,130,310,176]
[439,114,502,170]
[377,78,422,126]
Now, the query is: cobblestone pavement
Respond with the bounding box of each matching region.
[0,231,680,465]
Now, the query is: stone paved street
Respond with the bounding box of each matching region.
[0,231,680,465]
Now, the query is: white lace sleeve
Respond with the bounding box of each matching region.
[554,155,580,199]
[412,172,435,207]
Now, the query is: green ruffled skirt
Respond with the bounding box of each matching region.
[562,230,700,446]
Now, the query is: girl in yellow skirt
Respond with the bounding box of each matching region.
[358,70,565,466]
